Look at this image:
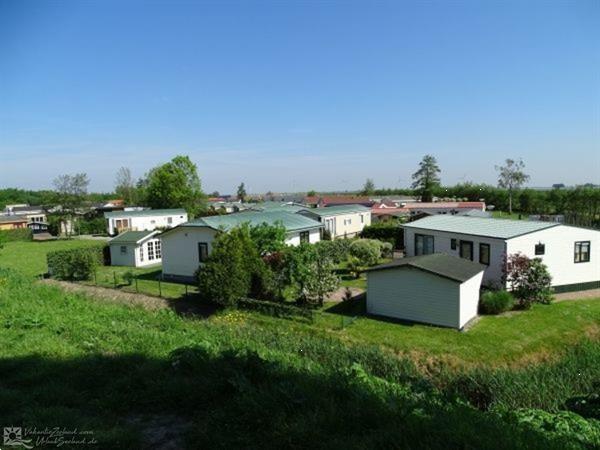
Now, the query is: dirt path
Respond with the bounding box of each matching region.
[554,288,600,302]
[42,279,172,310]
[327,286,365,302]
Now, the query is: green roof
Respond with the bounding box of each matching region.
[366,253,485,283]
[300,204,370,217]
[104,208,187,219]
[252,202,308,213]
[109,230,158,244]
[403,215,558,239]
[183,211,323,233]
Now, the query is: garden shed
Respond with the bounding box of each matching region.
[109,230,162,267]
[366,253,485,329]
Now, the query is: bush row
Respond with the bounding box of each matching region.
[360,222,404,249]
[0,228,32,242]
[47,246,105,280]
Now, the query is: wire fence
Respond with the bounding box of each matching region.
[90,270,198,299]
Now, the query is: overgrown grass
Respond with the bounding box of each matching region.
[1,268,598,448]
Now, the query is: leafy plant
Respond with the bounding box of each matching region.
[349,239,382,267]
[503,253,553,308]
[122,271,135,286]
[480,290,515,314]
[47,246,104,280]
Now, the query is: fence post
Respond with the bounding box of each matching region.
[113,272,117,288]
[185,284,188,296]
[94,271,97,286]
[158,279,162,297]
[135,276,138,293]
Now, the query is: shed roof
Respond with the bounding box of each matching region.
[182,210,323,233]
[105,208,187,219]
[109,230,158,244]
[403,215,558,239]
[366,253,485,283]
[301,204,370,217]
[0,216,28,223]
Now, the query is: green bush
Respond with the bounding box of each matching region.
[314,239,352,264]
[350,239,382,266]
[78,217,107,235]
[47,246,104,280]
[480,290,515,314]
[360,222,403,248]
[0,228,32,242]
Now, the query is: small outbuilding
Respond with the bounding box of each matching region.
[365,253,485,329]
[109,230,162,267]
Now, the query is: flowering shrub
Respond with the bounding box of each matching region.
[503,253,553,308]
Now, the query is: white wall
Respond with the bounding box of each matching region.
[367,267,462,328]
[507,225,600,288]
[108,212,188,235]
[110,243,136,266]
[459,272,484,328]
[285,228,321,246]
[135,238,162,267]
[161,227,218,278]
[323,211,371,238]
[404,227,506,286]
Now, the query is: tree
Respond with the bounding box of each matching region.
[249,222,287,255]
[197,225,269,306]
[142,155,206,218]
[115,167,137,205]
[495,158,530,214]
[237,182,247,202]
[503,253,552,308]
[286,244,339,306]
[349,239,382,266]
[53,173,90,237]
[411,155,441,202]
[362,178,375,196]
[306,190,317,197]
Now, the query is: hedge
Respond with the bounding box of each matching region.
[47,246,105,281]
[360,223,404,249]
[238,298,315,323]
[0,228,32,242]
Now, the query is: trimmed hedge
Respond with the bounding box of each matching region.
[480,290,515,315]
[360,223,403,249]
[47,246,105,281]
[0,228,32,242]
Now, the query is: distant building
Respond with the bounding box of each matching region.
[297,204,371,239]
[303,195,375,208]
[104,209,188,236]
[0,216,28,230]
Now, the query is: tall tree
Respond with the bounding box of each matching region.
[411,155,441,202]
[142,155,206,218]
[495,158,530,214]
[237,182,247,202]
[52,173,90,236]
[114,167,137,205]
[362,178,375,196]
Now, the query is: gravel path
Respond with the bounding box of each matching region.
[553,288,600,302]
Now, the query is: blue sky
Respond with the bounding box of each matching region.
[0,0,598,194]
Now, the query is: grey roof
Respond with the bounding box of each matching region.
[181,210,323,233]
[109,230,158,244]
[403,215,558,239]
[299,204,370,217]
[456,209,492,218]
[366,253,485,283]
[105,208,187,219]
[0,215,28,223]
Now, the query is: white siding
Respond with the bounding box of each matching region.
[367,267,461,328]
[285,228,321,246]
[161,227,218,278]
[404,227,505,286]
[108,212,188,235]
[135,238,162,267]
[320,211,371,239]
[506,225,600,288]
[110,243,136,266]
[459,272,484,328]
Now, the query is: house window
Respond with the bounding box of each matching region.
[535,243,545,255]
[198,243,209,262]
[140,245,144,261]
[479,243,490,265]
[147,241,155,260]
[574,241,590,263]
[360,214,364,224]
[150,220,156,225]
[459,240,474,261]
[451,239,457,250]
[415,234,434,255]
[120,246,127,254]
[155,240,162,259]
[300,231,310,244]
[167,217,173,224]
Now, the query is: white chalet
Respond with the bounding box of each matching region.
[403,215,600,292]
[104,209,188,236]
